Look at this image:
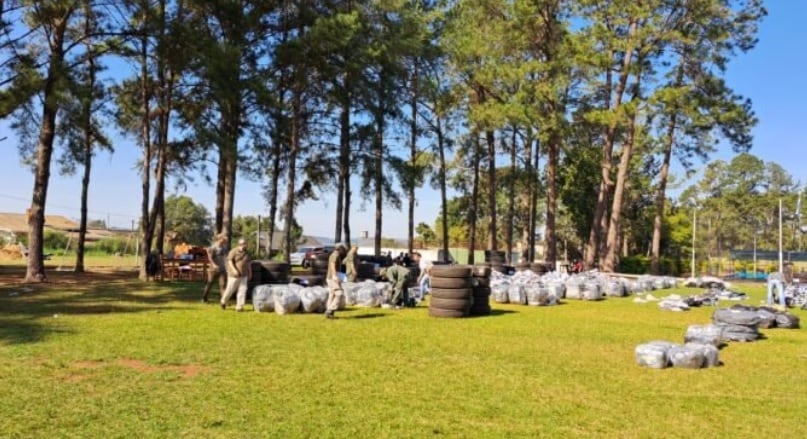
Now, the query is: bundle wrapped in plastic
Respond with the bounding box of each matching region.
[273,285,301,315]
[668,345,707,369]
[565,276,583,300]
[512,270,542,284]
[684,343,720,367]
[631,280,645,294]
[605,279,627,297]
[374,281,393,304]
[356,281,383,307]
[635,341,677,369]
[775,313,800,329]
[582,281,602,301]
[342,282,361,306]
[716,323,760,342]
[658,298,690,312]
[653,277,668,290]
[525,284,550,306]
[300,286,329,313]
[546,280,565,299]
[491,282,510,303]
[252,284,275,313]
[684,324,723,346]
[712,308,760,327]
[507,284,527,305]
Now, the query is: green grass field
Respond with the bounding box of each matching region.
[1,273,806,438]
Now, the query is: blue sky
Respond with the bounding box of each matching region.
[1,1,805,239]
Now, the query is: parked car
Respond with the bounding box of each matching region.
[303,245,335,267]
[290,246,316,266]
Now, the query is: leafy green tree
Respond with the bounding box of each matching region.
[162,195,212,246]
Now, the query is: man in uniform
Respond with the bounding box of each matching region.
[344,245,359,282]
[325,243,348,319]
[202,233,228,303]
[380,264,411,309]
[220,238,251,311]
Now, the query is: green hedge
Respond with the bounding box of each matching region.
[43,230,69,251]
[91,237,135,255]
[617,256,683,276]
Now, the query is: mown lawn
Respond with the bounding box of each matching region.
[1,275,806,438]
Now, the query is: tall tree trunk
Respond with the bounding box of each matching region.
[529,139,540,262]
[545,127,560,267]
[266,145,281,256]
[138,22,153,281]
[75,33,96,274]
[486,129,497,251]
[522,130,534,262]
[214,155,225,234]
[584,22,637,270]
[373,72,385,257]
[334,94,349,243]
[506,129,516,264]
[284,87,301,262]
[603,76,643,272]
[26,18,68,282]
[468,134,481,265]
[650,66,684,275]
[343,156,352,247]
[437,116,449,262]
[407,63,418,253]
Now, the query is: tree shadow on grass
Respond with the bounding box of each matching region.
[349,313,387,320]
[467,308,519,318]
[0,269,203,345]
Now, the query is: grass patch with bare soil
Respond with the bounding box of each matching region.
[1,272,806,438]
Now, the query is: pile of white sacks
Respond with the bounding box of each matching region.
[251,280,394,315]
[489,270,678,306]
[635,305,801,370]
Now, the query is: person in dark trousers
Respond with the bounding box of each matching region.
[202,233,228,303]
[380,265,411,309]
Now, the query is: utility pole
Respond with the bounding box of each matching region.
[257,214,262,258]
[779,198,784,274]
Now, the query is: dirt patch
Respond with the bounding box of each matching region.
[73,359,208,379]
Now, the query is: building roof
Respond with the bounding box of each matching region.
[0,212,80,233]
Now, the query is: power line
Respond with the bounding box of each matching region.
[0,192,140,220]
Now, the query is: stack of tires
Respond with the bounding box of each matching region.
[530,262,548,275]
[310,253,330,276]
[485,250,508,275]
[259,261,290,284]
[246,261,289,299]
[356,262,377,281]
[429,265,472,318]
[470,265,492,316]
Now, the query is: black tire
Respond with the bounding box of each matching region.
[472,265,492,278]
[473,278,490,288]
[430,297,471,311]
[259,260,290,274]
[490,263,508,274]
[530,263,548,274]
[264,270,289,284]
[292,275,324,286]
[430,287,472,300]
[430,276,472,289]
[473,286,491,297]
[428,307,468,318]
[514,263,530,272]
[430,265,472,278]
[469,304,492,316]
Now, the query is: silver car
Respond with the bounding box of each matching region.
[290,246,315,266]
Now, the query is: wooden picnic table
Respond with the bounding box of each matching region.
[159,257,208,282]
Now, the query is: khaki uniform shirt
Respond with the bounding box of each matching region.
[226,247,250,278]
